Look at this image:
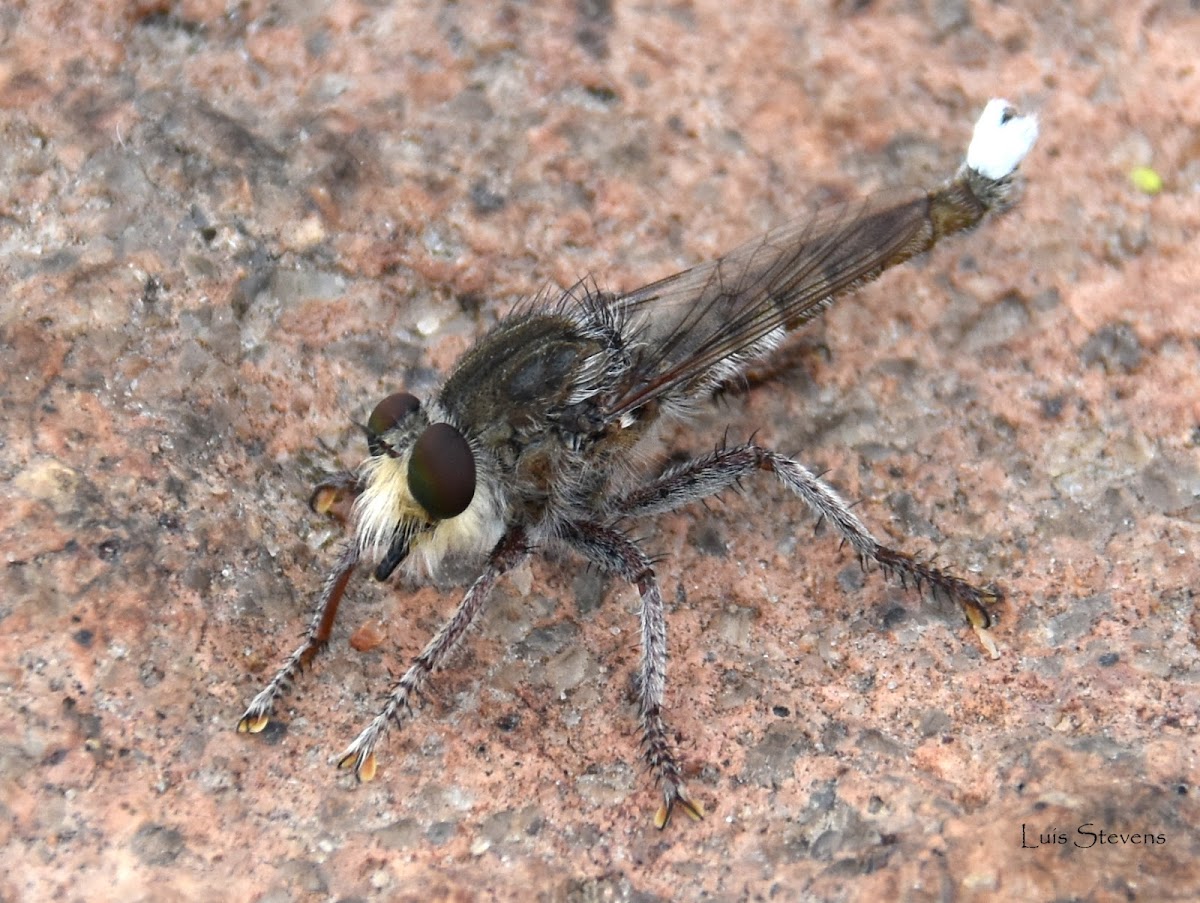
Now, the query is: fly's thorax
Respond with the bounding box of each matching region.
[438,307,625,432]
[438,304,636,474]
[352,394,504,578]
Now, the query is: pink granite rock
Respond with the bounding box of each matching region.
[2,1,1197,900]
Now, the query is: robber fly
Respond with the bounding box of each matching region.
[238,99,1038,828]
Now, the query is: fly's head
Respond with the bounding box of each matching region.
[352,391,503,581]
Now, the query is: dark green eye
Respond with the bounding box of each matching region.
[367,392,420,455]
[407,423,476,519]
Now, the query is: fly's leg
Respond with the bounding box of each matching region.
[237,471,365,733]
[560,521,704,829]
[308,470,363,525]
[617,443,1000,647]
[237,539,361,734]
[335,528,530,781]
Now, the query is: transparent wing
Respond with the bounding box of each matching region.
[604,188,933,421]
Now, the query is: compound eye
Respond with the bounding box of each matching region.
[367,392,420,455]
[368,392,421,436]
[407,423,476,520]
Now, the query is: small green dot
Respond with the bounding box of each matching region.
[1130,166,1163,195]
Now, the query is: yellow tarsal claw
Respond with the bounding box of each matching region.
[310,485,340,515]
[653,791,705,829]
[974,623,1000,660]
[653,803,670,830]
[237,713,271,734]
[962,596,1001,660]
[338,750,377,782]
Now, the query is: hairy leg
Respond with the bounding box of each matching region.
[335,527,530,781]
[238,539,361,734]
[617,443,999,637]
[560,520,704,828]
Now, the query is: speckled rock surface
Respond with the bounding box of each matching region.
[2,1,1197,901]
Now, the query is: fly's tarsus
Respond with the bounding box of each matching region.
[653,766,705,830]
[309,471,362,523]
[870,546,1002,627]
